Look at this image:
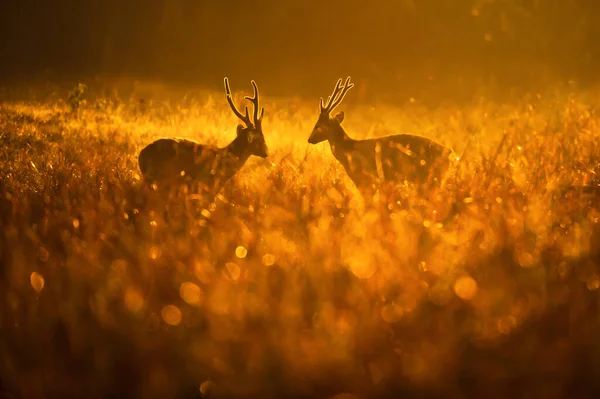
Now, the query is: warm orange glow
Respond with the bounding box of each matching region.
[1,79,600,398]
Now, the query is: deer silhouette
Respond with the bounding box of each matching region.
[308,77,455,197]
[138,78,268,195]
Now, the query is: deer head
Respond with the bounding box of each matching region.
[225,78,268,158]
[308,76,354,144]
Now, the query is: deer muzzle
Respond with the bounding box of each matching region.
[308,127,327,144]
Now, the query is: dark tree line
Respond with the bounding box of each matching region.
[0,0,598,96]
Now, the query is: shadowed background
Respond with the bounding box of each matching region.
[1,0,599,102]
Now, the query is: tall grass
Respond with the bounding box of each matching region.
[0,85,599,398]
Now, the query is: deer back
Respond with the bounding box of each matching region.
[329,133,454,192]
[139,138,220,185]
[377,134,454,184]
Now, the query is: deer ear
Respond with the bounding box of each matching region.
[236,124,244,136]
[334,111,345,124]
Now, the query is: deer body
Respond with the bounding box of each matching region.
[138,78,267,194]
[138,134,259,192]
[309,77,454,195]
[326,128,453,193]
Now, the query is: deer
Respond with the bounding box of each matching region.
[138,78,268,196]
[308,76,456,199]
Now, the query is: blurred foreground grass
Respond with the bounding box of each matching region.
[0,84,599,399]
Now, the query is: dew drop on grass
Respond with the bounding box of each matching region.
[30,272,45,293]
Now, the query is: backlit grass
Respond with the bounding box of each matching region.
[0,84,599,398]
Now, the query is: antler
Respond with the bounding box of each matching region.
[244,80,264,126]
[224,77,264,128]
[320,76,354,114]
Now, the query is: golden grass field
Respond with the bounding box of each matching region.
[1,81,600,398]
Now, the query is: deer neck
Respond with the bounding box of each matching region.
[328,124,354,152]
[223,135,252,165]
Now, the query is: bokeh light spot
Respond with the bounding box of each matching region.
[161,305,182,326]
[454,276,478,300]
[124,288,145,313]
[262,253,276,266]
[180,282,203,306]
[235,246,248,259]
[517,251,536,268]
[497,315,517,335]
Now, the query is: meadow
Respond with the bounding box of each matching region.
[0,81,599,399]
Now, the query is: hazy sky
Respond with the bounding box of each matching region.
[1,0,598,100]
